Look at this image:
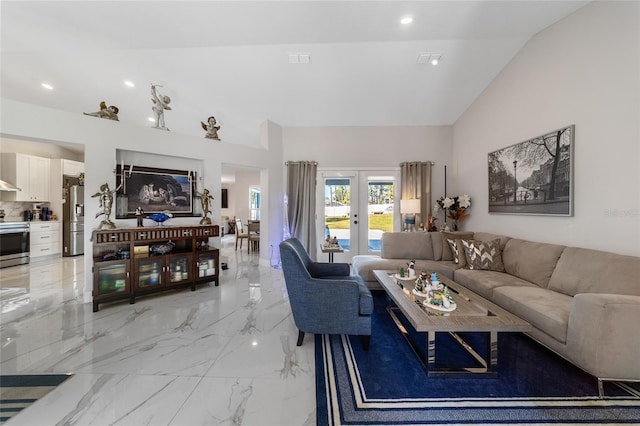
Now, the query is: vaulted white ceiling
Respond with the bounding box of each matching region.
[1,1,588,146]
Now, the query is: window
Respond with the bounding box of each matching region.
[249,187,261,220]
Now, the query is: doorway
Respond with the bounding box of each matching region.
[316,170,398,263]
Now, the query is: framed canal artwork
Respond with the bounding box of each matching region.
[488,125,574,216]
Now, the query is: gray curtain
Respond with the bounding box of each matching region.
[286,161,317,253]
[400,162,433,227]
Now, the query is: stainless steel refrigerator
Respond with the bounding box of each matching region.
[63,177,84,256]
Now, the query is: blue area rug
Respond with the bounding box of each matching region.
[0,374,72,424]
[316,291,640,425]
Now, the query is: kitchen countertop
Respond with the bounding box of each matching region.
[0,220,60,225]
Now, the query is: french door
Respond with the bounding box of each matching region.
[316,169,398,263]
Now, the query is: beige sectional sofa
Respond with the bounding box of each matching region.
[351,231,640,390]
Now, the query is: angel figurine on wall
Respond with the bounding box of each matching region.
[196,188,214,225]
[83,101,119,121]
[200,116,221,140]
[92,182,122,229]
[151,84,171,130]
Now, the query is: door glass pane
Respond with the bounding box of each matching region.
[249,187,261,220]
[324,178,351,250]
[367,177,394,251]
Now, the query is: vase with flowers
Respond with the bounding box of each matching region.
[434,194,471,231]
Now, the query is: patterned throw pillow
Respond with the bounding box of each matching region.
[462,239,505,271]
[446,238,467,268]
[440,231,474,261]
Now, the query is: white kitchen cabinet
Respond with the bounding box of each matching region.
[30,221,61,258]
[63,159,84,176]
[1,153,51,202]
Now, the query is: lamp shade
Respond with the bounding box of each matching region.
[400,199,420,214]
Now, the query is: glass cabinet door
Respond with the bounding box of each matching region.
[167,254,191,286]
[135,257,164,290]
[95,261,129,296]
[196,252,217,279]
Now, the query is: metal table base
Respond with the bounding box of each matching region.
[387,305,499,378]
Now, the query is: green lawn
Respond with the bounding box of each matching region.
[325,215,393,232]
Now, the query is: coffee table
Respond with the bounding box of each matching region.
[373,270,531,378]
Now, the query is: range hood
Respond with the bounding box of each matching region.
[0,179,21,192]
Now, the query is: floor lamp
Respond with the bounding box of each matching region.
[400,199,420,232]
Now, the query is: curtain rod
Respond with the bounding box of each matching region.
[285,161,318,165]
[400,161,435,165]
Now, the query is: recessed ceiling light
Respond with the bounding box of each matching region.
[148,117,155,122]
[41,83,54,90]
[430,54,442,66]
[400,16,413,25]
[124,80,135,88]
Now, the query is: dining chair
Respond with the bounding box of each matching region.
[247,220,260,253]
[235,218,249,251]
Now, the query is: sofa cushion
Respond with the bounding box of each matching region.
[352,255,403,282]
[462,239,505,272]
[493,285,572,343]
[440,231,474,261]
[502,239,565,288]
[453,269,537,299]
[413,260,457,281]
[380,232,434,260]
[548,247,640,297]
[351,255,457,284]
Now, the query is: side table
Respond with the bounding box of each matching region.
[320,244,344,262]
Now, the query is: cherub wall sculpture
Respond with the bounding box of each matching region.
[92,182,122,229]
[151,84,171,130]
[196,188,214,225]
[200,116,221,140]
[84,101,119,121]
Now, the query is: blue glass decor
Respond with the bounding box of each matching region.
[148,212,172,225]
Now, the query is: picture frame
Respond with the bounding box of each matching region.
[115,165,196,218]
[488,125,574,216]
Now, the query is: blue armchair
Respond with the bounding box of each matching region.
[279,238,373,349]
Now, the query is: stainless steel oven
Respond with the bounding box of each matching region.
[0,222,30,268]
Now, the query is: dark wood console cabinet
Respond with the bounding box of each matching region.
[92,225,219,312]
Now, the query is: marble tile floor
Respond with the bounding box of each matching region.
[0,236,316,425]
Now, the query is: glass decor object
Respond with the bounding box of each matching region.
[147,212,172,225]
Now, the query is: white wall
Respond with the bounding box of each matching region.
[283,125,453,198]
[452,1,640,256]
[233,170,261,223]
[1,99,284,300]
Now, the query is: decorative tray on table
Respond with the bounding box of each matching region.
[423,298,457,312]
[394,274,417,282]
[412,289,428,298]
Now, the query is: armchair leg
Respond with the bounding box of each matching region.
[296,330,305,346]
[361,335,371,351]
